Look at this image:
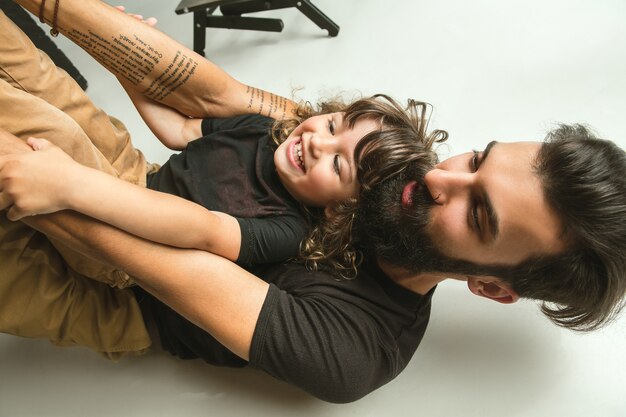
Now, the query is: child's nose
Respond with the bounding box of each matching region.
[309,134,334,159]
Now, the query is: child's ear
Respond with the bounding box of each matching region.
[467,276,519,304]
[324,206,333,218]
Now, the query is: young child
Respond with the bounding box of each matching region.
[16,92,443,280]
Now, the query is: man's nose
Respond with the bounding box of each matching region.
[423,168,474,204]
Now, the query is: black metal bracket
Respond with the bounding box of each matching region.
[175,0,339,56]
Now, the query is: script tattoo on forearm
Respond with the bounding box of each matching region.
[246,86,264,115]
[246,86,289,119]
[67,29,198,101]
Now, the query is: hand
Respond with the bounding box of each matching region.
[115,5,158,27]
[0,138,83,220]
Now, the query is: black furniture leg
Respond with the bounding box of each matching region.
[296,0,339,37]
[193,8,210,56]
[176,0,339,55]
[204,15,283,32]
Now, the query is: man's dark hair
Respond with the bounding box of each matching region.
[518,125,625,329]
[490,124,626,330]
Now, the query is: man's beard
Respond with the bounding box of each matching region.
[355,164,452,274]
[356,166,518,278]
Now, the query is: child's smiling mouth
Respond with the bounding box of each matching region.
[291,138,305,172]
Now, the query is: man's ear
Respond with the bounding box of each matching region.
[467,276,519,304]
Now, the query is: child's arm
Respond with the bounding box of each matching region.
[16,0,298,120]
[119,77,201,150]
[2,138,242,261]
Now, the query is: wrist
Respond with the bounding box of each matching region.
[61,163,92,210]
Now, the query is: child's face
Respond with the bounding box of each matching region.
[274,112,380,207]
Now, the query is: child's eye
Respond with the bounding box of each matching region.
[333,155,341,176]
[328,119,336,135]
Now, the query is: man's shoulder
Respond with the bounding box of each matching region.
[249,260,434,403]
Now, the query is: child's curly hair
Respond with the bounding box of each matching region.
[271,94,447,279]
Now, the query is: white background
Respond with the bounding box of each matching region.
[1,1,625,416]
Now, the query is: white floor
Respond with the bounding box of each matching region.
[1,1,625,416]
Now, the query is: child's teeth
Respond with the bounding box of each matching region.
[294,143,304,169]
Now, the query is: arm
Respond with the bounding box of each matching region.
[119,77,202,150]
[15,0,297,120]
[25,211,267,361]
[1,138,242,261]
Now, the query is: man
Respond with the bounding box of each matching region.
[3,122,624,403]
[356,126,626,331]
[0,0,625,403]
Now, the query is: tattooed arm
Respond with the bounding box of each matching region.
[15,0,297,120]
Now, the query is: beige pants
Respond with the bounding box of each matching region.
[0,10,151,357]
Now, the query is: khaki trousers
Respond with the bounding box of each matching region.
[0,10,151,357]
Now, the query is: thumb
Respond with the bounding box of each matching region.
[6,205,27,222]
[26,137,52,151]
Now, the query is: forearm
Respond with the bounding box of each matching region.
[119,77,200,150]
[24,211,267,360]
[66,164,239,257]
[15,0,297,119]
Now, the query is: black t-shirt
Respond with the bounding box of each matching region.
[146,114,307,266]
[144,258,433,403]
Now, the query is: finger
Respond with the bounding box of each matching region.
[26,137,51,151]
[115,5,125,11]
[144,17,158,27]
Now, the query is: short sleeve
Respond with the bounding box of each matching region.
[249,284,397,403]
[236,215,308,265]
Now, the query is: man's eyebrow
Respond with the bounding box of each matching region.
[481,140,499,240]
[482,140,497,163]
